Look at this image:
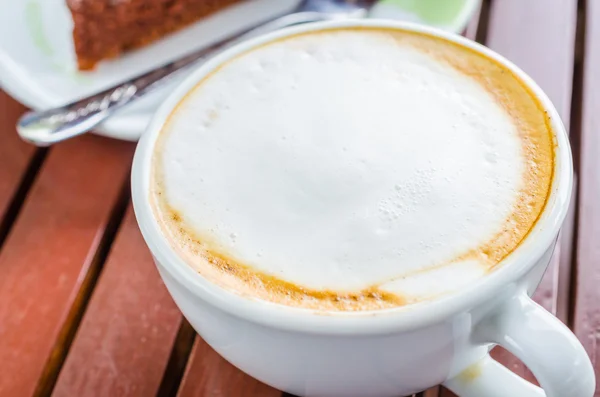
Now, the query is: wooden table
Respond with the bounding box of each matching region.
[0,0,598,396]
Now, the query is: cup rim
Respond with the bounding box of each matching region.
[131,19,573,335]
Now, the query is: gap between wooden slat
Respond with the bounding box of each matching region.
[566,0,586,184]
[566,0,587,329]
[177,336,281,397]
[156,318,197,397]
[33,179,131,397]
[50,203,183,397]
[571,0,600,392]
[0,148,47,250]
[474,0,492,44]
[438,386,457,397]
[423,387,441,397]
[0,93,40,250]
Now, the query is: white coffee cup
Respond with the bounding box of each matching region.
[132,19,595,397]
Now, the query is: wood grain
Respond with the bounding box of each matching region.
[484,0,578,382]
[177,337,280,397]
[438,388,456,397]
[486,0,578,125]
[572,0,600,395]
[423,387,441,397]
[0,2,588,397]
[52,206,183,397]
[0,135,133,397]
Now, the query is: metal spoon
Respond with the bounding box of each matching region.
[17,0,375,146]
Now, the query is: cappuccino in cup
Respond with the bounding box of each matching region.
[151,27,554,311]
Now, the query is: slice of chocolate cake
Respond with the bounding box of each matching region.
[67,0,242,70]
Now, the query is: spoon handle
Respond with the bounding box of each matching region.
[17,11,338,146]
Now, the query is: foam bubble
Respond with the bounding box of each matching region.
[153,29,552,308]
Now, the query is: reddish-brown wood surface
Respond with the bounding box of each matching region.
[0,136,133,397]
[573,0,600,395]
[52,206,182,397]
[0,1,598,396]
[177,338,280,397]
[0,92,37,228]
[423,387,440,397]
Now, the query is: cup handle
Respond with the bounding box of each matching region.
[443,293,595,397]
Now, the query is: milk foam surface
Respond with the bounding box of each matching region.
[154,29,550,307]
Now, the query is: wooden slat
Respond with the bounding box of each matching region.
[487,0,578,126]
[484,0,578,382]
[0,135,133,397]
[177,337,280,397]
[52,205,183,397]
[438,389,456,397]
[463,0,482,40]
[573,0,600,395]
[424,387,441,397]
[0,91,38,234]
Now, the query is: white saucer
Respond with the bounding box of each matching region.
[0,0,479,141]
